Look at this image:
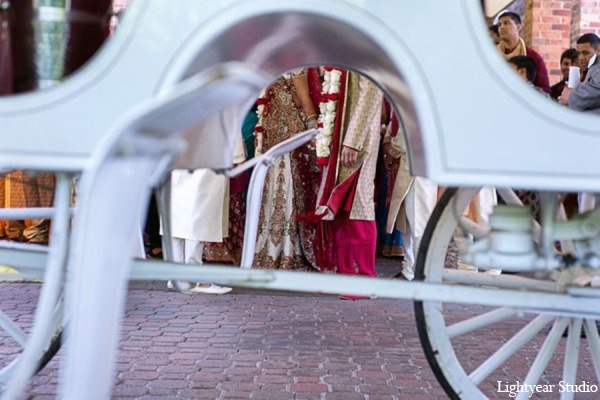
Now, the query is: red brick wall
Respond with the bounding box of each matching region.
[525,0,574,83]
[579,0,600,35]
[490,0,599,84]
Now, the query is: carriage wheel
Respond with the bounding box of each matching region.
[414,188,600,399]
[0,286,64,392]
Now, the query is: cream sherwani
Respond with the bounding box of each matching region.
[170,133,245,246]
[337,72,383,220]
[385,125,437,268]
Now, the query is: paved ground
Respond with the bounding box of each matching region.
[1,259,598,399]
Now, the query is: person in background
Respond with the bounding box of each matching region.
[560,42,600,113]
[312,71,384,297]
[488,24,501,45]
[551,48,579,100]
[384,123,437,281]
[559,44,600,216]
[253,69,320,271]
[508,55,550,98]
[496,11,551,94]
[204,107,258,264]
[166,130,246,295]
[376,104,404,259]
[575,33,600,80]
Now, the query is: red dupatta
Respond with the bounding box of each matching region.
[306,69,362,271]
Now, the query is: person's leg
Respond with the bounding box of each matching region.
[22,219,50,244]
[183,239,204,264]
[5,219,25,241]
[23,172,55,244]
[168,237,194,292]
[333,213,358,275]
[401,224,416,280]
[334,214,377,300]
[333,212,378,277]
[402,178,437,280]
[348,220,377,277]
[183,239,232,294]
[144,193,162,258]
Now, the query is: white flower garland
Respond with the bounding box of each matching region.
[315,68,342,160]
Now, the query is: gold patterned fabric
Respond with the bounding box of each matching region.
[253,71,319,270]
[337,73,384,220]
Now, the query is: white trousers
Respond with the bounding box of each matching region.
[403,177,438,267]
[172,238,205,265]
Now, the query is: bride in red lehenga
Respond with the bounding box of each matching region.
[252,68,322,270]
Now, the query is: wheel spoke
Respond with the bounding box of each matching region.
[469,314,554,385]
[0,309,27,347]
[561,318,583,400]
[446,308,517,339]
[516,318,569,400]
[584,319,600,383]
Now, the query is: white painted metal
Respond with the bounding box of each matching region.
[0,297,64,390]
[446,308,517,339]
[60,159,156,400]
[516,318,569,400]
[1,174,72,400]
[442,269,561,292]
[468,315,554,385]
[57,63,268,400]
[127,261,600,317]
[0,0,599,398]
[561,318,583,400]
[0,310,27,347]
[0,0,597,189]
[0,207,73,219]
[585,319,600,382]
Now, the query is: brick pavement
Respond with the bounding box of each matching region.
[0,262,598,399]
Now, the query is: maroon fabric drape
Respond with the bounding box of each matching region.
[308,69,351,271]
[8,1,35,92]
[0,11,12,94]
[65,0,112,76]
[8,0,111,92]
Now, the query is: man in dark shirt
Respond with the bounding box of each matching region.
[575,33,600,80]
[496,11,551,94]
[550,48,579,100]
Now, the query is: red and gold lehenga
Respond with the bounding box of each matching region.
[252,69,320,270]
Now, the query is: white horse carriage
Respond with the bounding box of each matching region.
[0,1,598,399]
